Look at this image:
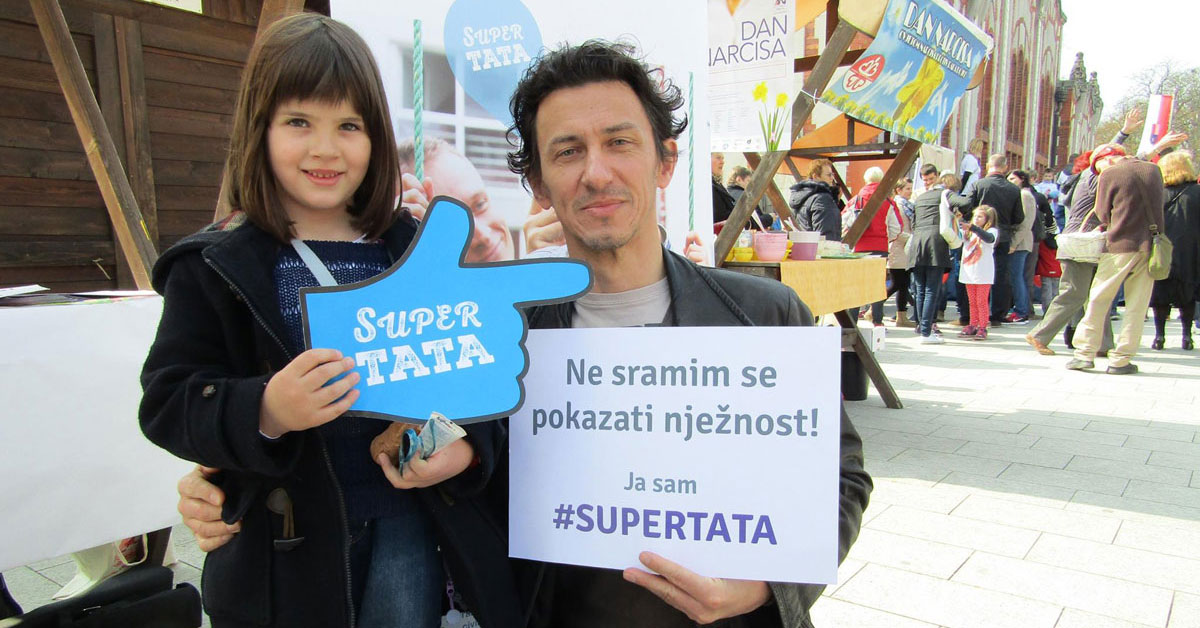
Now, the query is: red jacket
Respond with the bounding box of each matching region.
[848,182,899,253]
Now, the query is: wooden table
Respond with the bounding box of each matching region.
[724,257,902,409]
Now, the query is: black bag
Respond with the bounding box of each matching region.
[3,566,201,628]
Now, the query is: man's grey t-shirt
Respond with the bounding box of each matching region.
[571,276,671,329]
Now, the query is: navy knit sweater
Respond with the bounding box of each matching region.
[275,240,412,522]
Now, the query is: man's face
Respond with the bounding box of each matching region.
[425,149,513,262]
[711,153,724,178]
[530,81,676,255]
[817,166,836,186]
[921,171,938,189]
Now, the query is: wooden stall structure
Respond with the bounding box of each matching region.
[0,0,322,292]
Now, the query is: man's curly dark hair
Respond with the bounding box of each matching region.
[506,40,688,189]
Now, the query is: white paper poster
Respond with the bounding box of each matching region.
[509,326,842,584]
[708,0,796,152]
[0,297,193,571]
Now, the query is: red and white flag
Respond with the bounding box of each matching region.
[1137,94,1174,157]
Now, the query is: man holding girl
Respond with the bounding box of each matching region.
[156,22,870,628]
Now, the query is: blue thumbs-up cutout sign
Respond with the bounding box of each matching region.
[300,197,591,424]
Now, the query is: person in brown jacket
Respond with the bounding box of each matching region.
[1066,153,1166,374]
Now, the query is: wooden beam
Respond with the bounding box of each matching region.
[793,48,867,73]
[31,0,156,288]
[93,12,133,288]
[716,20,857,265]
[115,16,158,249]
[788,141,908,156]
[742,152,795,225]
[64,0,255,42]
[213,0,304,221]
[784,156,804,182]
[842,138,920,248]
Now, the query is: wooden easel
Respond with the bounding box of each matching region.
[713,11,920,410]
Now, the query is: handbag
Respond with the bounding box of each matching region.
[938,190,962,248]
[1056,208,1106,262]
[1147,190,1181,280]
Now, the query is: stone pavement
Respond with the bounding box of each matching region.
[813,312,1200,628]
[5,310,1199,628]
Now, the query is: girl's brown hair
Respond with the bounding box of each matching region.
[225,12,398,242]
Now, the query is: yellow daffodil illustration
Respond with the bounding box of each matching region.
[753,82,787,151]
[752,81,768,103]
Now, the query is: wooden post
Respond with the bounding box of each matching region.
[742,152,795,225]
[31,0,156,289]
[212,0,304,221]
[842,138,920,247]
[93,12,133,288]
[115,16,158,249]
[715,20,857,266]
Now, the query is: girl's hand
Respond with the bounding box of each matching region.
[376,438,475,489]
[260,349,360,437]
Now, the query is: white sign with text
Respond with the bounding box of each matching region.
[509,326,841,584]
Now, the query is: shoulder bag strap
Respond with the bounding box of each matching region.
[290,239,338,287]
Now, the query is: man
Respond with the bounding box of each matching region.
[180,41,872,627]
[789,158,842,241]
[397,138,517,262]
[711,152,737,224]
[969,154,1023,324]
[727,165,772,229]
[1065,152,1165,375]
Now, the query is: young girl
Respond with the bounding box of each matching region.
[139,14,507,628]
[958,205,999,340]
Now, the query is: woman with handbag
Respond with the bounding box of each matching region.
[1025,149,1117,356]
[906,169,972,343]
[1065,152,1166,375]
[1151,151,1200,350]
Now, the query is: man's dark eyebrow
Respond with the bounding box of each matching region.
[547,122,639,147]
[547,134,581,147]
[603,122,637,134]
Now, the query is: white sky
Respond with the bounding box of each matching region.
[1059,0,1200,117]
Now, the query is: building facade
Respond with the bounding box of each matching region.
[1054,52,1105,168]
[939,0,1102,173]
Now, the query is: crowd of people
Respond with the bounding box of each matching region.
[712,107,1197,373]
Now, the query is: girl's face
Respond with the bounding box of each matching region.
[973,212,988,228]
[268,98,371,226]
[898,183,912,199]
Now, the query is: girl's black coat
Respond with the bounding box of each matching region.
[139,217,520,627]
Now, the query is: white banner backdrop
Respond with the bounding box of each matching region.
[510,326,842,584]
[333,0,713,257]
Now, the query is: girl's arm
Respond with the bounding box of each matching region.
[966,223,996,243]
[140,254,305,478]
